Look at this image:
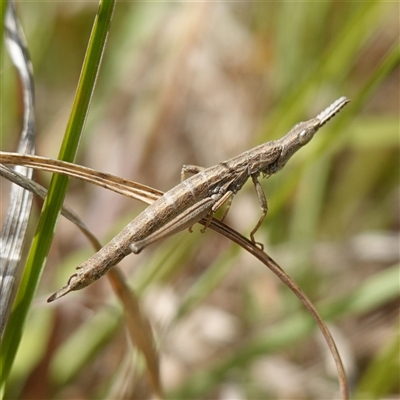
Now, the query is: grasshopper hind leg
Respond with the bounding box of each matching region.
[130,197,215,254]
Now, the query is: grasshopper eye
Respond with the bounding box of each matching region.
[298,126,317,145]
[298,129,310,145]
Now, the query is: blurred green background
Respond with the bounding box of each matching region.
[1,1,399,399]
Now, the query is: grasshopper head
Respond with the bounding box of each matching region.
[274,96,350,173]
[275,118,321,171]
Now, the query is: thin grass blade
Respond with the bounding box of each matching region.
[0,0,116,387]
[0,0,35,339]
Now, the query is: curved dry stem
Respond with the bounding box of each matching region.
[0,151,348,399]
[0,152,162,203]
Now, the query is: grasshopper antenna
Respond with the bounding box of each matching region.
[317,96,350,126]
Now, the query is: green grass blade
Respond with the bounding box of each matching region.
[0,0,116,387]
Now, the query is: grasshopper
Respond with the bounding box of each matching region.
[48,97,349,302]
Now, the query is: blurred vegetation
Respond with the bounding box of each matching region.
[1,1,399,399]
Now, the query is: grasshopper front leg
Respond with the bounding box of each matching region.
[250,173,268,248]
[181,164,205,181]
